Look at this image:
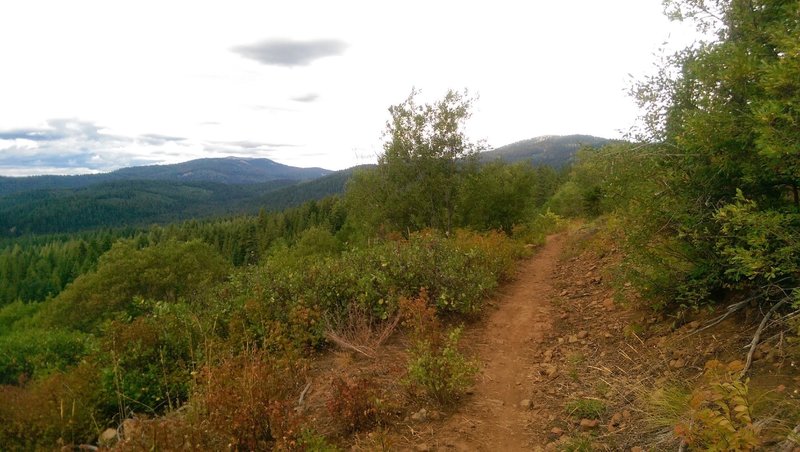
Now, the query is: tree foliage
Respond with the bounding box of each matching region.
[622,0,800,309]
[459,162,560,234]
[347,89,484,235]
[41,239,230,332]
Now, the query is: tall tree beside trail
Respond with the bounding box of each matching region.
[638,0,800,209]
[631,0,800,306]
[347,89,485,236]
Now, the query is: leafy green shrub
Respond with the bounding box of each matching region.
[231,229,522,340]
[98,313,196,417]
[673,360,761,451]
[0,301,40,336]
[0,328,92,385]
[548,180,585,218]
[457,161,557,234]
[513,208,566,246]
[714,190,800,288]
[40,239,230,332]
[293,225,341,257]
[229,226,509,351]
[406,326,477,405]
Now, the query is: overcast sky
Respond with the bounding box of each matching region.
[0,1,700,176]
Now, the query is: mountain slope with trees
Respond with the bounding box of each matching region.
[0,168,358,236]
[480,134,613,167]
[0,157,332,197]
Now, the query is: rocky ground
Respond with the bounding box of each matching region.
[379,223,800,451]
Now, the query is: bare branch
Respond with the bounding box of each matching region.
[741,297,790,378]
[683,298,750,338]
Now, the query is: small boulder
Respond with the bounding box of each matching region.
[579,419,599,430]
[98,428,118,446]
[411,408,428,422]
[520,399,532,410]
[577,331,589,339]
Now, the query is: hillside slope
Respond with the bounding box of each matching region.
[0,168,356,236]
[0,157,332,197]
[481,135,613,167]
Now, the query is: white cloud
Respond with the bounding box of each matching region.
[232,39,348,67]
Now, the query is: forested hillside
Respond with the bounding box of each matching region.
[1,1,799,449]
[480,134,613,167]
[0,157,331,197]
[0,168,355,236]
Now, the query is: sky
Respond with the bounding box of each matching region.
[0,1,701,176]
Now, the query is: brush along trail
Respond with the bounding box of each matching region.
[401,233,565,451]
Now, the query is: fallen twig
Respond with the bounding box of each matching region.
[324,331,375,358]
[777,424,800,452]
[323,309,400,358]
[298,381,311,405]
[741,297,790,378]
[684,298,750,338]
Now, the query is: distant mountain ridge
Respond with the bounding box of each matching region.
[480,134,613,167]
[111,157,331,184]
[0,135,616,236]
[0,157,332,197]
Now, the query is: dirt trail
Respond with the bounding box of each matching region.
[421,233,564,451]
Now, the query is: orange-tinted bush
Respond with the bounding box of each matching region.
[326,376,380,432]
[0,363,103,449]
[192,349,307,450]
[399,290,440,346]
